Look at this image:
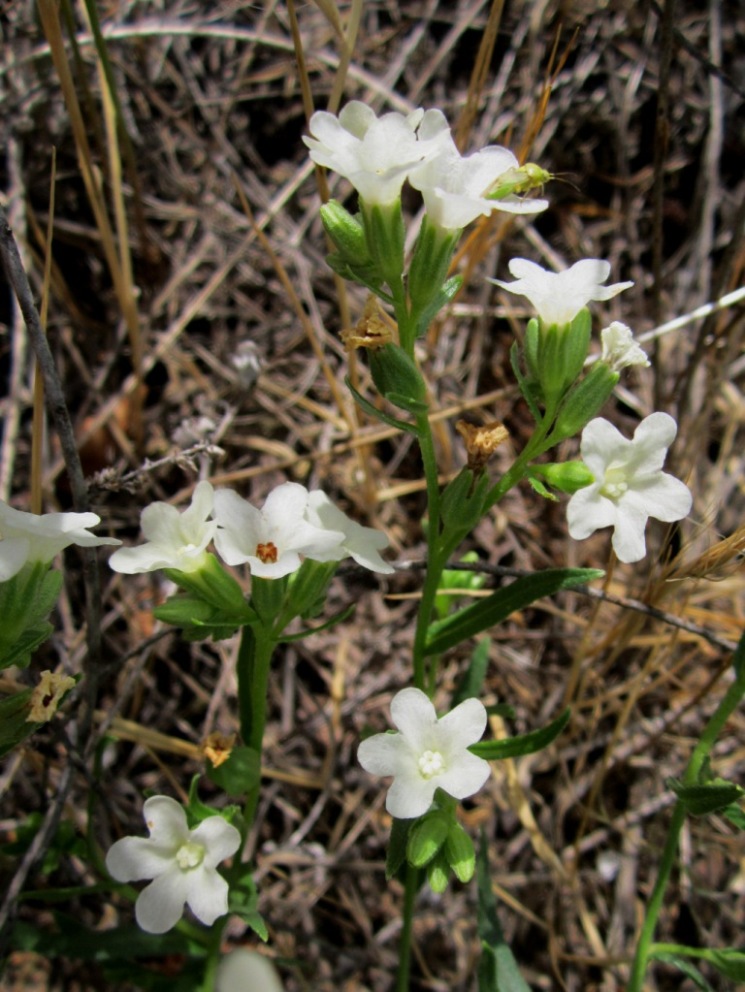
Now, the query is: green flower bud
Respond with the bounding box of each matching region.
[406,812,450,868]
[531,461,595,494]
[426,851,451,893]
[551,362,619,443]
[369,344,427,412]
[408,215,459,316]
[320,200,371,264]
[444,822,476,883]
[440,470,488,538]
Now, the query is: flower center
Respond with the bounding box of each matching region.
[255,541,278,563]
[600,465,629,500]
[175,841,205,871]
[418,749,445,779]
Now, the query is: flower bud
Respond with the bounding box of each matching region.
[531,461,595,494]
[320,200,371,263]
[408,215,459,316]
[406,812,450,868]
[360,201,405,290]
[444,821,476,883]
[551,363,619,442]
[426,851,451,893]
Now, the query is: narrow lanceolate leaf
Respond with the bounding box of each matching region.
[667,778,745,817]
[425,568,603,657]
[477,833,532,992]
[470,708,570,760]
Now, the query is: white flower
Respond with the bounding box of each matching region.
[304,101,450,206]
[213,483,344,579]
[600,321,650,371]
[106,795,240,934]
[108,480,216,574]
[216,951,284,992]
[0,501,120,582]
[490,258,634,326]
[357,687,490,819]
[409,137,548,231]
[305,491,394,574]
[566,413,692,563]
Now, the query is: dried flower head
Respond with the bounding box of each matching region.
[202,732,237,769]
[456,420,509,472]
[341,296,396,351]
[27,670,76,723]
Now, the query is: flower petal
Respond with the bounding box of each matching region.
[566,486,618,540]
[435,751,491,801]
[142,796,190,846]
[358,731,412,777]
[624,475,692,523]
[386,771,436,819]
[192,816,241,868]
[610,500,650,563]
[437,697,487,750]
[106,836,176,882]
[134,867,189,934]
[185,865,230,926]
[625,412,678,475]
[390,687,438,752]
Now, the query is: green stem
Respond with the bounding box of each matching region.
[626,657,745,991]
[236,623,277,827]
[395,864,420,992]
[196,918,227,992]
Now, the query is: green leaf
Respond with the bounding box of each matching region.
[0,689,35,758]
[667,777,745,817]
[733,627,745,680]
[651,945,745,984]
[477,833,532,992]
[0,565,63,670]
[206,746,260,797]
[649,952,715,991]
[344,377,417,434]
[452,639,491,706]
[278,605,356,643]
[229,870,268,941]
[425,568,603,656]
[470,708,570,760]
[722,801,745,831]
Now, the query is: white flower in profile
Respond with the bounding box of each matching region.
[304,101,450,206]
[216,951,284,992]
[357,687,490,819]
[108,480,216,574]
[105,795,240,934]
[490,258,634,327]
[213,483,344,579]
[600,321,650,371]
[305,491,394,574]
[0,501,120,582]
[409,137,548,231]
[566,413,692,564]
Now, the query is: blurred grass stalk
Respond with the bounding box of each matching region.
[36,0,143,448]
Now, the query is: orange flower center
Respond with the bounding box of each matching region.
[255,541,278,563]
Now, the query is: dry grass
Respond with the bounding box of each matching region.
[1,1,744,990]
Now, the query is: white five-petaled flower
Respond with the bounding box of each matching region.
[599,321,650,371]
[212,483,345,579]
[566,413,692,564]
[305,491,394,574]
[108,480,216,574]
[409,137,548,231]
[357,687,490,819]
[490,258,634,327]
[304,101,450,206]
[0,501,120,582]
[105,795,240,934]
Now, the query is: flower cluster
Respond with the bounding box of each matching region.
[305,101,547,230]
[106,795,240,934]
[108,480,393,578]
[0,500,120,582]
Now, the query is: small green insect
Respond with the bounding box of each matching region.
[485,162,553,201]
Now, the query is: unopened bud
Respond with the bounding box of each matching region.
[406,812,450,868]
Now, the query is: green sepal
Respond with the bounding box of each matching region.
[549,362,619,443]
[360,200,405,290]
[425,568,603,657]
[510,339,542,423]
[470,707,570,760]
[527,475,558,500]
[185,775,238,826]
[408,216,460,317]
[440,471,489,542]
[406,812,450,868]
[667,777,745,817]
[152,596,248,641]
[249,574,288,627]
[162,554,249,615]
[444,821,476,883]
[529,461,595,495]
[320,200,371,263]
[228,869,268,941]
[281,559,338,625]
[369,344,427,410]
[413,274,463,339]
[523,317,541,382]
[206,745,261,797]
[0,563,63,671]
[325,253,387,298]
